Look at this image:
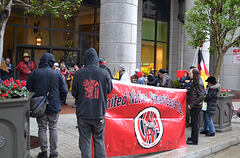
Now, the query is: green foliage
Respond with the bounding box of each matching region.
[184,0,240,55]
[173,80,181,88]
[23,0,82,19]
[0,78,29,99]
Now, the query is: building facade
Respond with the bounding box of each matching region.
[2,0,240,90]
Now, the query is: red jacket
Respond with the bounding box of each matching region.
[16,61,36,80]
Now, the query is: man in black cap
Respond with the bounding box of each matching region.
[98,57,113,79]
[147,68,173,88]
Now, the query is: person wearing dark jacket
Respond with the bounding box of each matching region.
[147,70,155,82]
[147,68,173,88]
[200,76,219,137]
[27,53,68,158]
[99,57,113,79]
[186,68,204,145]
[0,58,14,81]
[72,48,113,158]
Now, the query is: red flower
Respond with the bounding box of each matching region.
[10,78,13,83]
[222,88,225,91]
[5,79,9,83]
[21,81,26,87]
[8,91,10,94]
[14,84,18,89]
[1,93,8,98]
[226,90,229,92]
[16,79,20,85]
[5,83,9,87]
[2,80,6,85]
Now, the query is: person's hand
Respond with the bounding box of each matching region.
[185,80,190,83]
[29,71,31,74]
[188,105,191,110]
[7,67,11,70]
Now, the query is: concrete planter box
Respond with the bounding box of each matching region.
[200,94,234,133]
[0,93,33,158]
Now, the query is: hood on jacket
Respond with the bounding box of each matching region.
[210,83,220,92]
[84,48,98,67]
[39,53,55,68]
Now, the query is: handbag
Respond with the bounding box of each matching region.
[30,71,55,118]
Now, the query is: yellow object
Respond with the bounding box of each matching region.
[114,71,120,80]
[69,76,74,91]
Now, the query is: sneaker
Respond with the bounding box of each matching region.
[72,105,76,108]
[37,151,47,158]
[49,152,58,158]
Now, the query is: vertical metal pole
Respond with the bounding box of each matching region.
[50,15,53,53]
[13,26,17,79]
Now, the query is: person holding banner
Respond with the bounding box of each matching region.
[186,68,204,145]
[147,68,173,88]
[115,65,131,83]
[72,48,113,158]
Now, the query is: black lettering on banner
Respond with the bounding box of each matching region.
[177,100,183,114]
[122,93,127,106]
[117,96,122,107]
[129,91,134,105]
[134,93,138,104]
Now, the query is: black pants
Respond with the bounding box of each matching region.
[190,108,201,144]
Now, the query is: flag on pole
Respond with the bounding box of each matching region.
[198,48,209,89]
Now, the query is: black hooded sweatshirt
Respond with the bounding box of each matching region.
[27,53,68,114]
[72,48,113,119]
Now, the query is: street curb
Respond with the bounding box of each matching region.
[179,137,240,158]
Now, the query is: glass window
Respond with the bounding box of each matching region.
[157,21,168,42]
[34,49,49,67]
[96,8,100,33]
[141,41,155,75]
[142,18,155,40]
[156,43,167,71]
[53,50,65,63]
[53,5,94,33]
[3,26,14,61]
[52,31,79,47]
[8,7,50,27]
[82,34,93,53]
[17,27,49,46]
[157,0,170,21]
[143,0,157,18]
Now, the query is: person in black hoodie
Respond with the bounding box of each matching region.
[72,48,113,158]
[27,53,68,158]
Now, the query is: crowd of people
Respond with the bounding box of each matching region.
[0,48,220,157]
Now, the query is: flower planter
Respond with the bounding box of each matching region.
[200,94,234,132]
[0,93,33,158]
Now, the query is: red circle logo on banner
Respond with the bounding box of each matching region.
[134,107,164,149]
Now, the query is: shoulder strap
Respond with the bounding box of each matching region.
[46,70,55,96]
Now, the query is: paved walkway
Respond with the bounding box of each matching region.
[30,97,240,158]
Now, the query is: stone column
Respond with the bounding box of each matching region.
[99,0,138,76]
[183,0,196,70]
[183,0,210,71]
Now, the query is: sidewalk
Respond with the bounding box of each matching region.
[29,97,240,158]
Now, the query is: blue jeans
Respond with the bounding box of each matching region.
[77,118,106,158]
[203,112,215,133]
